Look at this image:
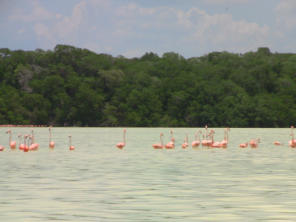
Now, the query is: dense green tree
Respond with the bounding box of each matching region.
[0,45,296,127]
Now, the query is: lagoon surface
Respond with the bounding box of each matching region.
[1,127,296,221]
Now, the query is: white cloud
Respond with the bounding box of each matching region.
[4,0,274,56]
[9,0,54,22]
[275,0,296,30]
[180,8,269,49]
[114,4,270,54]
[54,1,87,39]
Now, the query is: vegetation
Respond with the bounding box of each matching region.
[0,45,295,127]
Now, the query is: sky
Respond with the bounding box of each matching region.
[1,0,296,58]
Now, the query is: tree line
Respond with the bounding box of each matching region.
[0,45,295,127]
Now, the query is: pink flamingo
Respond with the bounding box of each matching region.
[209,130,223,148]
[220,128,230,148]
[29,136,35,151]
[18,134,25,150]
[69,135,75,150]
[249,138,260,148]
[49,127,55,149]
[31,130,39,150]
[239,142,248,148]
[153,133,164,149]
[0,145,4,151]
[192,130,201,148]
[116,129,126,149]
[201,125,209,147]
[6,129,16,149]
[273,141,281,145]
[207,130,215,147]
[23,135,29,152]
[206,129,216,147]
[182,134,189,149]
[289,126,296,148]
[165,130,175,149]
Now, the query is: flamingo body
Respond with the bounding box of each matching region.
[10,141,16,149]
[49,141,55,148]
[19,144,25,150]
[191,141,200,148]
[239,142,248,148]
[24,145,29,152]
[165,141,174,149]
[182,142,188,149]
[289,140,296,148]
[152,144,163,149]
[116,142,125,149]
[220,140,228,148]
[211,142,222,148]
[0,145,4,151]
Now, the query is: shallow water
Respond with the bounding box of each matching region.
[0,127,296,221]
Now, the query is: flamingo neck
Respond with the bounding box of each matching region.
[49,129,52,142]
[69,137,72,147]
[123,131,126,144]
[31,131,35,143]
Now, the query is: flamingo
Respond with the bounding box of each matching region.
[201,125,209,147]
[31,130,39,150]
[49,127,55,148]
[220,128,230,148]
[6,129,16,149]
[192,130,201,148]
[152,133,164,149]
[69,135,75,150]
[182,134,189,149]
[206,129,216,147]
[209,130,223,148]
[23,135,29,152]
[201,134,208,147]
[0,145,4,151]
[273,141,281,145]
[289,126,296,148]
[165,130,175,149]
[29,136,35,151]
[239,142,248,148]
[18,134,25,150]
[116,129,126,149]
[249,138,260,148]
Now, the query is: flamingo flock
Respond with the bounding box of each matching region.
[0,127,75,152]
[1,126,296,152]
[116,126,296,150]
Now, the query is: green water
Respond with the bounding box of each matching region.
[0,127,296,221]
